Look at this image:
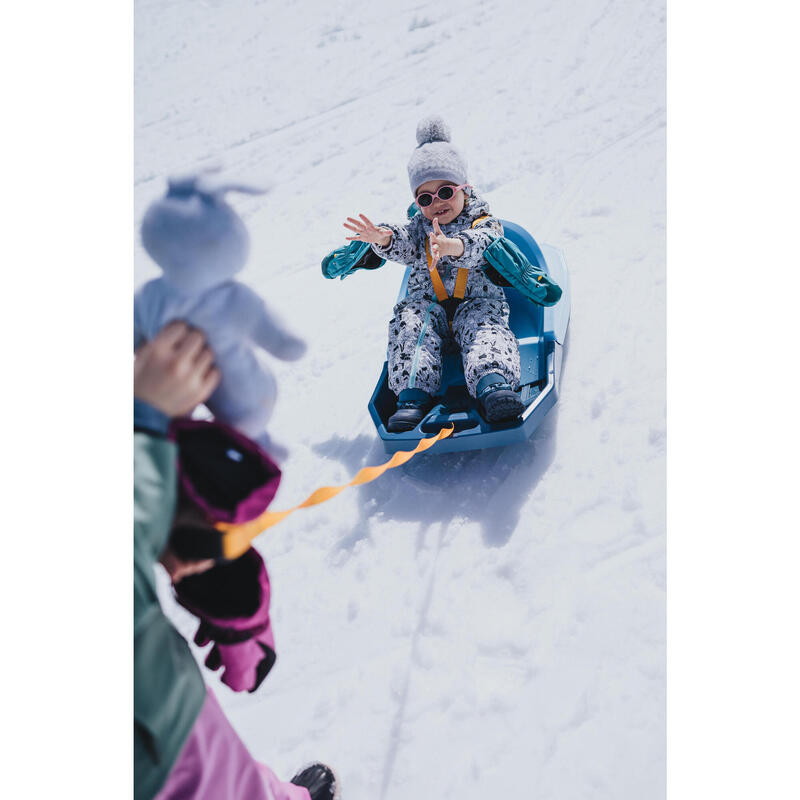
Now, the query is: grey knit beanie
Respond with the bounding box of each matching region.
[407,116,468,193]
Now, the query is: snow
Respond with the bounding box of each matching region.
[136,1,665,797]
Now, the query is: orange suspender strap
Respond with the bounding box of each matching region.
[426,214,492,305]
[425,239,449,302]
[453,267,469,300]
[454,215,489,298]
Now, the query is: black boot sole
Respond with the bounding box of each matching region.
[482,390,526,422]
[387,408,427,432]
[290,763,340,800]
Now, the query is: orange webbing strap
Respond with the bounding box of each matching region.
[453,267,469,299]
[427,215,491,302]
[457,215,491,297]
[425,239,449,302]
[217,425,455,559]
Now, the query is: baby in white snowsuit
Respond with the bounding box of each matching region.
[134,172,305,458]
[343,116,523,431]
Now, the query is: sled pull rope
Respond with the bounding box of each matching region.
[217,425,455,559]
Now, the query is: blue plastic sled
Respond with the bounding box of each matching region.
[368,220,571,454]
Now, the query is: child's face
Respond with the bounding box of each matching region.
[415,180,466,225]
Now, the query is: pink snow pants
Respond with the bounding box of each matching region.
[154,688,310,800]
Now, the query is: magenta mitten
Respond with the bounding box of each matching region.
[175,548,276,693]
[168,418,281,563]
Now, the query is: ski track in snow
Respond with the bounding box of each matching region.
[138,1,665,797]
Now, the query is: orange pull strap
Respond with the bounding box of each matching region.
[217,425,455,559]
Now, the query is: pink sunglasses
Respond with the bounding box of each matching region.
[414,184,471,208]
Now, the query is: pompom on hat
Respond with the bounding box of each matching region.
[407,115,468,193]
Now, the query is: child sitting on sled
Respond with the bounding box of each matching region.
[342,115,524,432]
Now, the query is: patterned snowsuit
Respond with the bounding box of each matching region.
[371,191,521,398]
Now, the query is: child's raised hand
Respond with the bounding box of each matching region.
[343,214,393,247]
[429,218,465,262]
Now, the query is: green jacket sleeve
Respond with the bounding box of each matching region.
[134,432,177,576]
[134,432,206,800]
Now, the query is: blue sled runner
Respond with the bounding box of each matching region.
[368,221,571,454]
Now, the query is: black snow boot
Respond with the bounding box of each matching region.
[290,763,339,800]
[477,373,525,423]
[387,388,432,432]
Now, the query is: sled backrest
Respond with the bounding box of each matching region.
[500,220,548,270]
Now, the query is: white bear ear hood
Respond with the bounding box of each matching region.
[141,170,268,293]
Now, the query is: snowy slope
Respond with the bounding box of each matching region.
[136,1,665,797]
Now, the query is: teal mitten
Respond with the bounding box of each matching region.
[321,241,386,280]
[483,237,562,306]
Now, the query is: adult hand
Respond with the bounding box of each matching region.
[343,214,393,247]
[429,217,465,262]
[134,321,221,417]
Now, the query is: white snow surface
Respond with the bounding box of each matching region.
[136,1,665,798]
